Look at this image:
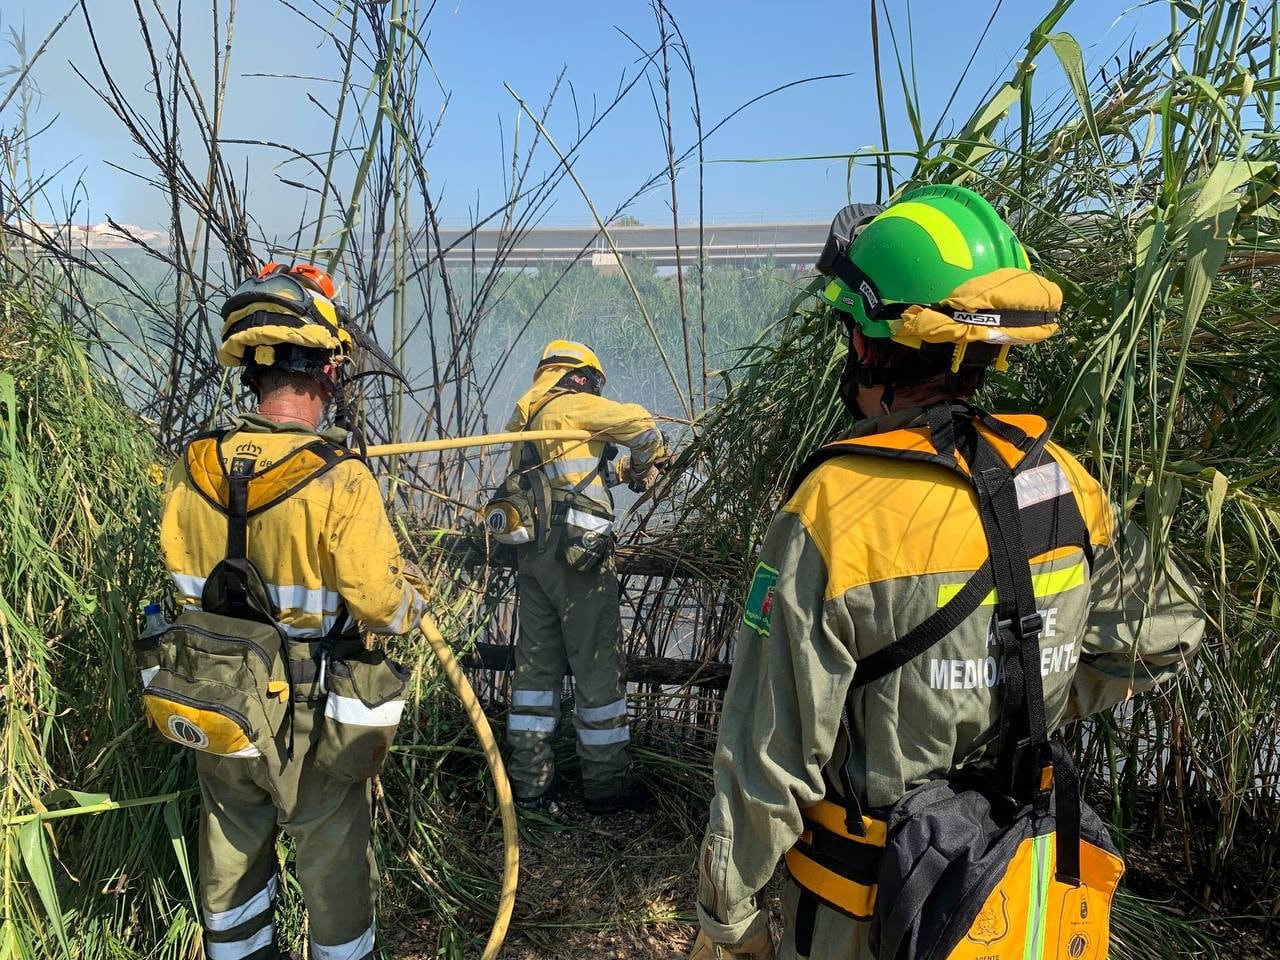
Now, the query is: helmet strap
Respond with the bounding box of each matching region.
[824,254,888,320]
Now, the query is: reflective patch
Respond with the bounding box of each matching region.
[140,666,160,688]
[205,876,278,931]
[577,725,631,745]
[936,562,1085,607]
[743,562,780,637]
[324,694,405,728]
[206,924,275,960]
[512,689,556,708]
[576,698,627,722]
[1015,462,1072,509]
[312,925,375,960]
[563,508,613,533]
[508,714,557,733]
[544,456,602,481]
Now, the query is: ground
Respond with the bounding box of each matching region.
[385,795,707,959]
[379,747,1278,959]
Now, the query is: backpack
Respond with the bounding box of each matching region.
[138,432,355,759]
[783,402,1124,960]
[483,391,615,571]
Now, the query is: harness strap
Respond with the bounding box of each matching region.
[878,845,951,960]
[223,455,256,620]
[522,390,611,551]
[794,891,819,959]
[785,403,1094,899]
[967,424,1050,794]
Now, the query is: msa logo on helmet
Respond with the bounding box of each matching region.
[167,715,210,749]
[953,311,1002,326]
[858,280,881,314]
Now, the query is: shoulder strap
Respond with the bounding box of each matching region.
[825,405,1089,859]
[186,432,354,623]
[966,422,1082,885]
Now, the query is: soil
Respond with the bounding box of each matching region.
[386,782,1277,959]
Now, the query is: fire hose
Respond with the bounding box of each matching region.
[366,429,591,960]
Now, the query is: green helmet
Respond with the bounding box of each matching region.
[821,184,1034,334]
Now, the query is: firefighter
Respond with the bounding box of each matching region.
[690,187,1204,960]
[503,340,666,814]
[159,262,426,960]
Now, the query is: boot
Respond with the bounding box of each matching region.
[584,780,653,816]
[515,774,561,812]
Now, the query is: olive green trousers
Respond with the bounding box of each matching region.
[195,695,377,960]
[508,529,632,801]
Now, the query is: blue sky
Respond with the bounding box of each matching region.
[2,1,1164,231]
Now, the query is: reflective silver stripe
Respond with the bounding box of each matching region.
[171,574,343,618]
[628,428,663,456]
[576,698,627,723]
[563,508,613,533]
[325,694,405,728]
[172,573,346,638]
[170,572,206,600]
[508,714,557,733]
[277,620,335,639]
[206,924,275,960]
[140,666,160,688]
[271,583,342,614]
[541,341,592,364]
[205,876,277,931]
[312,925,375,960]
[513,689,556,708]
[577,725,631,746]
[501,527,532,544]
[544,456,602,481]
[1015,462,1071,509]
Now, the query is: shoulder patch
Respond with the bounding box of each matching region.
[743,562,780,636]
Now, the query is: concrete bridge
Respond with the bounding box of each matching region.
[432,221,828,268]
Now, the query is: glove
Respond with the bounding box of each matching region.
[401,560,431,602]
[689,928,775,960]
[627,463,660,494]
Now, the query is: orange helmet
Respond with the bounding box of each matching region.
[258,261,336,300]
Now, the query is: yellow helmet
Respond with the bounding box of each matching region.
[218,263,354,374]
[536,339,606,383]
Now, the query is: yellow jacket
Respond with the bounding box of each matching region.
[161,414,425,638]
[506,367,664,517]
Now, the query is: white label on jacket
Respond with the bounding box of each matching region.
[1015,462,1071,509]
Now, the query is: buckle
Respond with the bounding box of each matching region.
[1006,739,1055,809]
[1018,612,1043,641]
[999,612,1044,641]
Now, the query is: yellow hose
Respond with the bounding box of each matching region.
[365,428,592,458]
[418,612,519,960]
[372,431,570,952]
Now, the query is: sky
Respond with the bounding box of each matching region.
[1,0,1166,232]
